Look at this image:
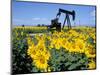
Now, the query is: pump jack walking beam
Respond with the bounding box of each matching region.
[56,8,75,29]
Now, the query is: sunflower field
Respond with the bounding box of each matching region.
[12,26,96,74]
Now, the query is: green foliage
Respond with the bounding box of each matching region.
[48,48,89,71]
[12,29,33,74]
[87,37,94,44]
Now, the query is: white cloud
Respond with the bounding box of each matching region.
[32,18,40,20]
[32,17,48,21]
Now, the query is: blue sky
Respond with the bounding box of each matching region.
[12,0,96,26]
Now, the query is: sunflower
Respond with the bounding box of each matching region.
[88,60,96,69]
[75,39,85,53]
[33,51,50,70]
[85,45,96,58]
[85,49,96,58]
[27,44,35,56]
[27,37,34,46]
[27,44,38,59]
